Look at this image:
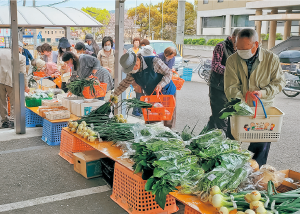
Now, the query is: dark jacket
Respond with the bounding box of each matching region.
[209,37,234,91]
[157,52,175,69]
[22,48,33,65]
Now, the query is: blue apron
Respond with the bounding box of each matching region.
[132,56,176,96]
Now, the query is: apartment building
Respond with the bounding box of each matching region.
[196,0,300,38]
[39,27,65,44]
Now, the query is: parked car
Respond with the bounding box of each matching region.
[149,40,182,71]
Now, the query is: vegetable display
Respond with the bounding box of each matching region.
[67,78,100,97]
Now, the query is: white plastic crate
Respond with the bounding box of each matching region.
[231,107,284,142]
[70,99,105,116]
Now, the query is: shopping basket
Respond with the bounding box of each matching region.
[140,92,176,122]
[82,81,107,99]
[172,71,185,90]
[53,76,62,89]
[230,92,284,142]
[33,71,47,78]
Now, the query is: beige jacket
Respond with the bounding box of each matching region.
[0,48,27,87]
[224,48,285,107]
[97,49,115,79]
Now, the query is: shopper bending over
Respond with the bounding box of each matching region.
[75,42,96,57]
[224,28,285,167]
[18,41,34,75]
[41,43,58,64]
[158,47,177,69]
[62,52,113,99]
[97,36,115,79]
[113,51,176,128]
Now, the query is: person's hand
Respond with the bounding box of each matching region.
[253,91,262,98]
[154,84,162,93]
[54,72,60,78]
[105,67,112,73]
[25,87,30,93]
[67,91,72,97]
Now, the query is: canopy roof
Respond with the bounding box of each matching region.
[0,6,102,28]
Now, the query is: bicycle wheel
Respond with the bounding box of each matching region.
[198,68,205,79]
[282,89,300,97]
[203,70,210,82]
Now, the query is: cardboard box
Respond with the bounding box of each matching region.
[38,106,68,118]
[42,99,62,107]
[277,170,300,193]
[61,96,84,111]
[73,150,106,179]
[70,99,105,116]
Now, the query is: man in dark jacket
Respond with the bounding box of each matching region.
[18,41,34,75]
[207,28,241,137]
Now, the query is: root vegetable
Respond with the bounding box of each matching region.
[245,210,255,214]
[244,193,252,203]
[211,186,221,196]
[256,206,267,214]
[71,128,76,133]
[249,159,259,172]
[236,212,245,214]
[218,207,229,214]
[250,191,261,201]
[250,201,264,210]
[211,194,232,208]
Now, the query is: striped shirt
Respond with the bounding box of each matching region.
[114,57,172,96]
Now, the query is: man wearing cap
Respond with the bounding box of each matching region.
[19,41,34,75]
[113,50,177,128]
[0,48,29,128]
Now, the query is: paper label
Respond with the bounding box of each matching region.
[207,174,216,181]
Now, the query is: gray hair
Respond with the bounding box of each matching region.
[237,28,258,42]
[232,28,241,37]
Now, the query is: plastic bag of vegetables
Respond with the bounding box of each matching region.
[219,98,254,119]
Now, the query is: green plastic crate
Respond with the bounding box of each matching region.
[25,97,52,107]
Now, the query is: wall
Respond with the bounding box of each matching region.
[198,0,259,12]
[184,35,228,40]
[39,28,65,44]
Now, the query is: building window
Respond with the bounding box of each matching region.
[203,0,209,4]
[55,31,57,34]
[62,31,64,34]
[47,38,51,43]
[45,31,46,34]
[203,16,225,28]
[231,15,255,27]
[41,38,45,42]
[51,31,53,34]
[55,38,60,42]
[217,0,223,2]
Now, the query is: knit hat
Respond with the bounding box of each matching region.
[85,34,94,41]
[140,45,155,57]
[120,51,137,74]
[58,37,71,49]
[36,59,46,70]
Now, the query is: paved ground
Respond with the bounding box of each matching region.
[0,48,299,213]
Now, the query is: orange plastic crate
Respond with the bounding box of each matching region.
[111,162,178,214]
[82,83,107,99]
[184,205,201,214]
[172,77,185,90]
[7,96,10,116]
[59,129,95,164]
[140,93,176,122]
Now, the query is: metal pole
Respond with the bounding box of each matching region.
[149,0,151,38]
[23,0,26,6]
[162,0,163,40]
[33,0,35,7]
[10,0,26,134]
[176,0,186,56]
[115,0,126,115]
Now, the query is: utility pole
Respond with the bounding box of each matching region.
[23,0,26,6]
[176,0,185,56]
[33,0,35,7]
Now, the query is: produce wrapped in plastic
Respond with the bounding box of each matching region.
[219,98,254,119]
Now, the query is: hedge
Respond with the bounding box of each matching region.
[184,38,224,46]
[206,39,224,46]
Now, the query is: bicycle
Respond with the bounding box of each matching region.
[177,55,210,82]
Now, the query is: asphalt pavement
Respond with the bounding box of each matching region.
[0,48,299,213]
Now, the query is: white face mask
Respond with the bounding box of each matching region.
[62,48,66,52]
[237,49,254,60]
[104,46,111,51]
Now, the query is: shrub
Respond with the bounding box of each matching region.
[276,33,283,40]
[206,39,224,46]
[194,38,206,45]
[184,39,189,44]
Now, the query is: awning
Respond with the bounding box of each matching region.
[0,6,102,28]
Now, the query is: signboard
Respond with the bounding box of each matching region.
[0,29,3,37]
[37,31,42,39]
[3,29,10,37]
[0,37,5,48]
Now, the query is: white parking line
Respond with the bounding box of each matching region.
[0,186,111,212]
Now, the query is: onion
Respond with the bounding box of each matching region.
[210,186,221,196]
[71,128,76,133]
[256,206,267,214]
[244,193,252,203]
[218,207,229,214]
[73,122,78,128]
[81,121,87,127]
[245,210,255,214]
[83,132,89,139]
[236,212,245,214]
[250,191,261,201]
[249,159,259,172]
[250,201,264,210]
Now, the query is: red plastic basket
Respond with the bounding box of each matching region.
[140,92,176,122]
[59,129,95,164]
[172,71,185,90]
[111,162,178,214]
[82,83,107,99]
[33,71,47,77]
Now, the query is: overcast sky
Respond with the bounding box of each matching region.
[14,0,194,10]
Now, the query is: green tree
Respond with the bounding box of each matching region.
[81,7,110,39]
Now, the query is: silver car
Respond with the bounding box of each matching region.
[149,40,182,71]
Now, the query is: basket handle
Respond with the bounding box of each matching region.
[254,94,268,118]
[150,90,163,100]
[245,91,267,119]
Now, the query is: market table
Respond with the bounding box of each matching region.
[26,107,79,146]
[60,127,226,214]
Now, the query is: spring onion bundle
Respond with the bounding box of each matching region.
[67,78,99,97]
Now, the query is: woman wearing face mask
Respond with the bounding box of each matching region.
[62,52,113,100]
[85,34,100,56]
[157,47,177,69]
[112,51,177,128]
[97,36,115,79]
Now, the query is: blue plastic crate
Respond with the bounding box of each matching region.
[183,68,193,75]
[26,108,43,128]
[42,119,68,146]
[181,75,192,81]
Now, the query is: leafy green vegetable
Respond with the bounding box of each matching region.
[219,98,254,119]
